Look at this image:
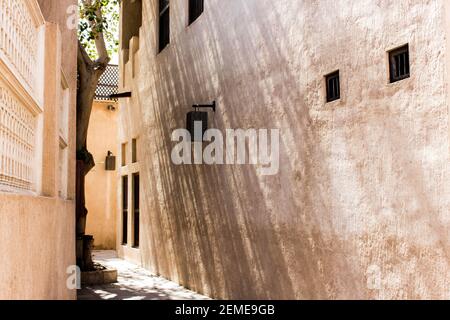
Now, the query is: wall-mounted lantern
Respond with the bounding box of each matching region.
[105,151,116,171]
[186,101,216,142]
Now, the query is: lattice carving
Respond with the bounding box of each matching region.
[95,64,119,101]
[0,0,39,93]
[0,83,36,191]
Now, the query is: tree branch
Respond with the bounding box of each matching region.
[77,40,92,77]
[77,0,112,158]
[88,2,110,66]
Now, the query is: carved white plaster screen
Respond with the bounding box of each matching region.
[0,83,36,191]
[0,0,44,193]
[0,0,40,95]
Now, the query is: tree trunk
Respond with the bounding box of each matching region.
[76,1,111,270]
[76,45,108,271]
[76,160,95,271]
[75,75,105,271]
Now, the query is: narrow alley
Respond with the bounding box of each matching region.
[77,251,210,301]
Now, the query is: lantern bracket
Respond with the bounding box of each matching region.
[192,101,216,113]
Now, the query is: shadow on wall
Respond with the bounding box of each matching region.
[124,0,449,299]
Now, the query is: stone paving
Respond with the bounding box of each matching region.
[77,251,210,300]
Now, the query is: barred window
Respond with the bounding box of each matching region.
[326,71,340,103]
[189,0,204,25]
[159,0,170,52]
[389,45,410,83]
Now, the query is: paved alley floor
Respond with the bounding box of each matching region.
[77,251,210,300]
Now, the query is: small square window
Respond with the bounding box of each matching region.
[326,71,340,103]
[189,0,204,25]
[389,45,410,83]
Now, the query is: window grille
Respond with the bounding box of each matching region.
[0,0,39,94]
[0,83,36,192]
[389,45,410,83]
[95,65,119,101]
[326,71,340,103]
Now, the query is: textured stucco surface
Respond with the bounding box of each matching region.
[0,194,76,300]
[0,0,77,300]
[119,0,450,299]
[38,0,78,200]
[86,101,118,250]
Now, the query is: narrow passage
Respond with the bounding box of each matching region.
[78,251,210,301]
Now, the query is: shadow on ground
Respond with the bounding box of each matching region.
[77,251,210,301]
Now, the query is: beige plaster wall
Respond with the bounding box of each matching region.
[119,0,450,299]
[37,0,78,200]
[0,0,77,300]
[116,106,142,266]
[0,195,75,300]
[37,0,78,74]
[85,101,118,250]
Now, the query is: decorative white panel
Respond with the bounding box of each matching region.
[0,0,40,95]
[0,0,44,193]
[0,82,36,191]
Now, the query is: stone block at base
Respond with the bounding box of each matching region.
[81,269,118,286]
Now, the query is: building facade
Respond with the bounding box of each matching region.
[85,65,119,250]
[119,0,450,299]
[0,0,77,299]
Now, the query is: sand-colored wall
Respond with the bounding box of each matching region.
[37,0,77,200]
[116,100,142,265]
[85,101,118,250]
[0,195,75,300]
[0,0,77,300]
[119,0,450,299]
[37,0,78,73]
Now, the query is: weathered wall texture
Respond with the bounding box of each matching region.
[0,0,77,299]
[119,0,450,299]
[85,101,118,250]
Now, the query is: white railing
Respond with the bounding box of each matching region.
[0,0,45,193]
